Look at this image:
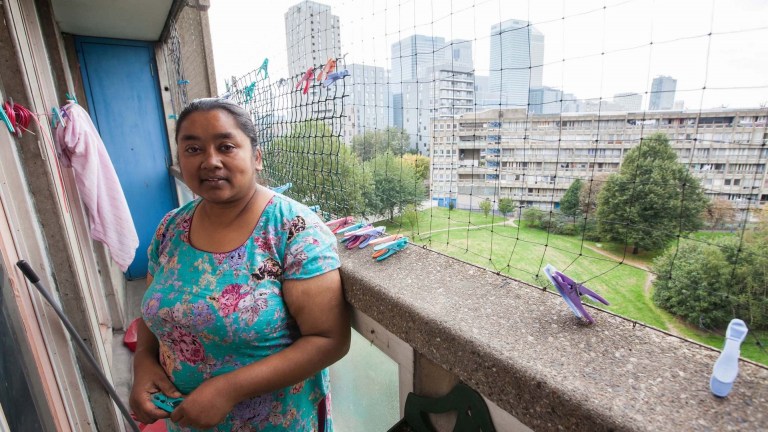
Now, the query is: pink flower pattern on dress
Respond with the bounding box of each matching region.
[218,283,248,316]
[168,326,206,364]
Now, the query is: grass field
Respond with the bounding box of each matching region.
[382,207,768,366]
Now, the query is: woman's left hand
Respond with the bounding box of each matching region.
[169,376,236,429]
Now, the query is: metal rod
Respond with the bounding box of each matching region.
[16,260,141,432]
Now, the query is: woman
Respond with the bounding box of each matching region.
[129,98,350,431]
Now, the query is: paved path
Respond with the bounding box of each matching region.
[414,218,518,237]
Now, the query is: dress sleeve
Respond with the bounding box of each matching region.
[147,211,175,277]
[283,210,341,280]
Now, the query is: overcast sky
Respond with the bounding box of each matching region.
[209,0,768,110]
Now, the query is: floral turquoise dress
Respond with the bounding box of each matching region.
[142,194,341,431]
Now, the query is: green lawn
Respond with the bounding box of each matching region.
[381,208,767,365]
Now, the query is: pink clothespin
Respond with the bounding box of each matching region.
[316,58,337,82]
[296,67,314,94]
[326,216,355,234]
[369,234,403,246]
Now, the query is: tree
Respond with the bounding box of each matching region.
[402,153,430,182]
[498,198,516,218]
[402,204,419,234]
[703,197,737,230]
[351,127,410,162]
[479,198,492,218]
[652,241,736,329]
[364,152,427,220]
[579,173,609,216]
[522,207,545,228]
[267,121,370,217]
[560,179,582,222]
[596,133,708,254]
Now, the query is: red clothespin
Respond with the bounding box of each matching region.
[296,67,314,94]
[316,58,337,82]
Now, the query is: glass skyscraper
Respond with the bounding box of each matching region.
[489,19,544,109]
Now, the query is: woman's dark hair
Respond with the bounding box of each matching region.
[175,98,259,149]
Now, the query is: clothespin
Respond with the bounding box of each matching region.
[372,237,409,261]
[51,106,66,128]
[542,264,609,324]
[296,67,314,94]
[343,226,385,249]
[65,92,78,104]
[322,70,349,87]
[316,58,336,82]
[308,205,320,213]
[369,234,403,246]
[243,82,257,103]
[339,224,372,244]
[256,58,269,80]
[270,182,292,194]
[336,221,367,235]
[1,103,15,133]
[177,79,190,85]
[710,319,748,397]
[326,216,355,233]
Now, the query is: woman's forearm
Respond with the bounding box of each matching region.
[213,322,350,404]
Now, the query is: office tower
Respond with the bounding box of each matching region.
[285,1,341,78]
[649,76,677,111]
[390,34,449,87]
[489,19,544,109]
[529,87,564,114]
[613,92,643,112]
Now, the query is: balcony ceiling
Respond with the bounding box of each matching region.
[51,0,174,41]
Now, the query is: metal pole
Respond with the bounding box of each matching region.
[16,260,141,432]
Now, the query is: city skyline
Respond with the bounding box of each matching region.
[210,0,768,110]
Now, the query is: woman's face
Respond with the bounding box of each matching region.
[177,109,262,205]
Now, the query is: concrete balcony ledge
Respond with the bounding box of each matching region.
[338,245,768,431]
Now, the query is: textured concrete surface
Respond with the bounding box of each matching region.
[338,244,768,432]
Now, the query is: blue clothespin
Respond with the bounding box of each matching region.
[336,221,367,235]
[177,80,190,85]
[152,393,184,413]
[710,319,748,397]
[270,182,291,194]
[322,69,350,87]
[372,237,408,261]
[65,92,78,104]
[256,58,269,80]
[308,205,320,213]
[168,114,178,120]
[1,104,15,133]
[339,224,372,244]
[51,107,66,128]
[243,82,257,103]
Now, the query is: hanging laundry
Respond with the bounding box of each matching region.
[55,102,139,272]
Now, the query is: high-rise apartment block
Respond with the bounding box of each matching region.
[431,109,768,218]
[343,63,392,143]
[649,75,677,111]
[285,1,341,78]
[489,19,544,109]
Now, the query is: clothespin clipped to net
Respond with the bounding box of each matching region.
[316,58,336,82]
[322,70,350,88]
[270,182,291,194]
[372,237,408,261]
[296,67,314,94]
[542,264,609,324]
[256,58,269,80]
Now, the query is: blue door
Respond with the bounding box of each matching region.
[76,37,178,279]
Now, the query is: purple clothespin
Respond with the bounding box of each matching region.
[543,264,609,324]
[344,226,385,249]
[322,69,349,87]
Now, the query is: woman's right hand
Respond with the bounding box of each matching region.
[129,354,182,424]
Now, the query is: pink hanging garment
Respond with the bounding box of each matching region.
[55,102,139,272]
